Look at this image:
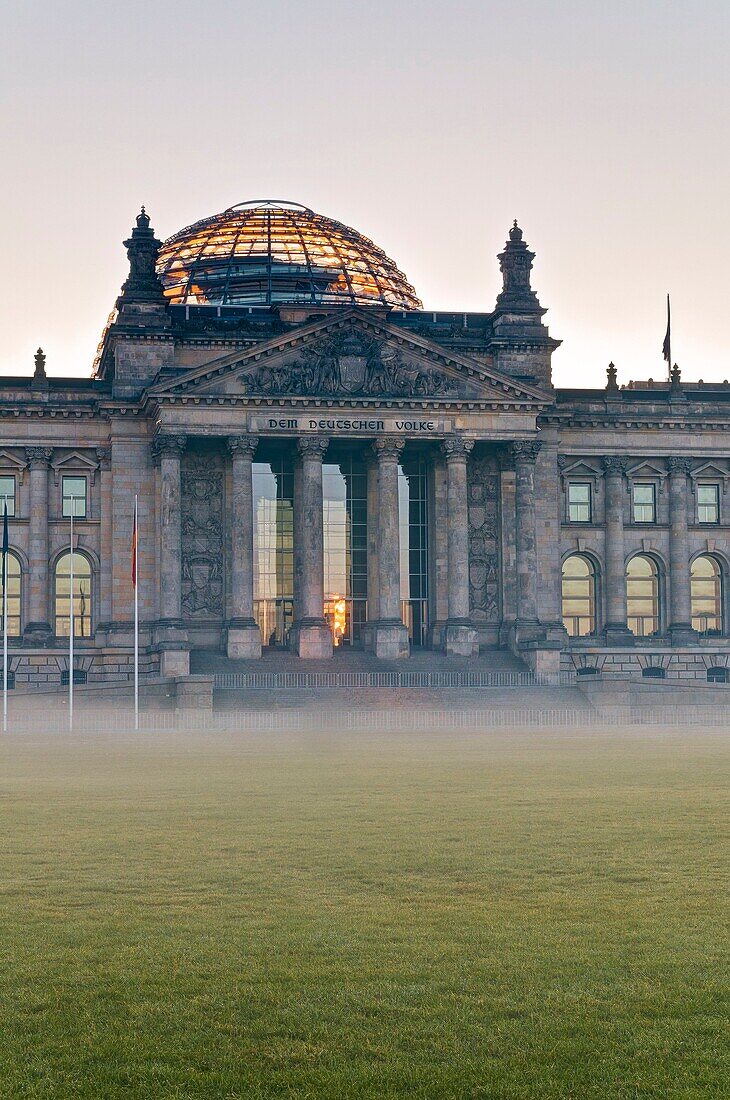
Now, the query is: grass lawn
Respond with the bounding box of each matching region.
[0,727,727,1098]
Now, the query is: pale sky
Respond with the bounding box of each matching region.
[1,0,728,387]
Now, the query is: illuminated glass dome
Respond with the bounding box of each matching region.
[156,200,422,310]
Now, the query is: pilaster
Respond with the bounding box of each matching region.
[290,436,332,658]
[152,433,189,676]
[370,437,409,659]
[227,435,261,658]
[602,455,633,645]
[442,436,478,657]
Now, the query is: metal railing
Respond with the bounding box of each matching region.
[212,670,577,691]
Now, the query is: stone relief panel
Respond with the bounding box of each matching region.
[239,330,464,398]
[468,454,500,623]
[181,452,225,618]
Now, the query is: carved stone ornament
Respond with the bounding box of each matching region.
[152,434,187,463]
[601,455,628,476]
[95,447,111,469]
[506,439,542,465]
[25,447,53,468]
[468,454,500,622]
[239,330,459,398]
[666,456,692,476]
[227,434,259,459]
[297,435,330,459]
[442,436,475,461]
[372,436,405,461]
[181,453,224,618]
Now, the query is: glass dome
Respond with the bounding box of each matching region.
[156,200,422,310]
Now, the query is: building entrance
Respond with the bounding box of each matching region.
[323,455,368,646]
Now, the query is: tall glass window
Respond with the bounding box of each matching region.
[691,555,723,634]
[323,455,367,645]
[55,552,92,637]
[567,483,591,523]
[0,551,21,636]
[626,554,660,636]
[561,554,597,636]
[399,456,429,646]
[62,476,87,518]
[0,476,16,517]
[697,484,720,524]
[253,454,294,647]
[632,484,656,523]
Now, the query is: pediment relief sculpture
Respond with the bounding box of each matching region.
[238,331,461,398]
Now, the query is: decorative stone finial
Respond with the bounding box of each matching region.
[119,206,167,304]
[495,221,541,312]
[33,347,46,380]
[670,362,682,390]
[606,361,618,392]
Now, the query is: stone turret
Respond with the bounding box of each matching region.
[488,221,560,389]
[96,207,175,397]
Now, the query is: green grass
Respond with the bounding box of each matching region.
[0,728,727,1098]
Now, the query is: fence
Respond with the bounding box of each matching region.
[212,670,577,691]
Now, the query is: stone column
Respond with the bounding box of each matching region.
[510,440,542,634]
[602,455,632,644]
[361,453,380,651]
[227,435,261,659]
[371,437,409,659]
[24,447,52,644]
[442,436,477,656]
[152,433,189,676]
[667,457,695,642]
[291,436,332,658]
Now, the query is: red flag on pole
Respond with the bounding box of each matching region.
[131,504,138,588]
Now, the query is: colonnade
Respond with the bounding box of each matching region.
[150,431,544,660]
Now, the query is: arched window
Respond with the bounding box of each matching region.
[1,552,22,636]
[561,554,597,636]
[627,555,660,636]
[691,555,723,635]
[55,553,92,638]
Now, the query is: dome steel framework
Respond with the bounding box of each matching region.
[155,200,422,310]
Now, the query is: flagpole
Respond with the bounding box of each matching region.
[3,513,7,736]
[134,495,139,732]
[69,508,74,732]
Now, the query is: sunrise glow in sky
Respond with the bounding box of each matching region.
[2,0,728,387]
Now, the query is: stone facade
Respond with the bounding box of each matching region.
[2,208,729,686]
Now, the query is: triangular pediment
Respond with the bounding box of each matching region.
[149,309,550,406]
[558,458,602,482]
[691,460,729,483]
[626,459,667,483]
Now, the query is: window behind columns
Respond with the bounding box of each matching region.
[626,554,660,636]
[322,455,367,646]
[253,455,294,647]
[1,551,21,636]
[398,456,429,647]
[561,554,597,636]
[54,552,92,638]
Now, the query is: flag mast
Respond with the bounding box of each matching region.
[69,507,74,732]
[133,495,139,731]
[2,502,8,735]
[662,293,672,381]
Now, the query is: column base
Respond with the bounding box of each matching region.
[226,619,262,659]
[428,620,447,650]
[290,618,333,659]
[444,621,478,657]
[154,619,190,677]
[668,622,698,645]
[159,648,190,678]
[23,622,53,646]
[604,623,635,646]
[372,619,410,660]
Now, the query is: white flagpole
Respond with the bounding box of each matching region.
[69,508,74,732]
[3,537,7,735]
[134,495,139,731]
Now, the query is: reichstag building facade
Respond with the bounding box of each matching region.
[2,200,729,685]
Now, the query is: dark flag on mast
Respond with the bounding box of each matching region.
[1,502,7,579]
[662,294,671,377]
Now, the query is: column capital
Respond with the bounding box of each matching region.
[24,446,53,469]
[666,456,692,477]
[152,433,187,464]
[227,434,259,458]
[297,435,329,459]
[504,439,542,467]
[601,454,628,476]
[372,436,405,462]
[95,446,111,469]
[442,435,475,461]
